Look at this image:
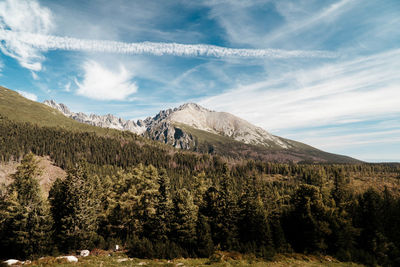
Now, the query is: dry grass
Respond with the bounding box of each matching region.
[10,252,365,267]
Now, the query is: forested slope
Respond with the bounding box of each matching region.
[1,115,400,266]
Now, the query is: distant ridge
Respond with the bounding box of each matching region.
[42,96,360,163]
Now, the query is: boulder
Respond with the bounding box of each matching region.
[80,250,90,257]
[56,255,78,263]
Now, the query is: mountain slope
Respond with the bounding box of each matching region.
[0,86,127,136]
[146,103,291,149]
[41,94,359,163]
[0,86,358,163]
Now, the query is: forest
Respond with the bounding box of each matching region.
[1,115,400,266]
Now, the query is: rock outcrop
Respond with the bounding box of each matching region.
[43,101,295,150]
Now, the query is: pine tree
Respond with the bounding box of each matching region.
[218,166,239,250]
[196,214,214,257]
[200,186,221,248]
[170,188,198,257]
[106,165,159,243]
[49,162,101,252]
[238,176,273,257]
[151,169,172,242]
[286,184,332,253]
[0,153,53,259]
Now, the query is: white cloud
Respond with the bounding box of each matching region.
[75,60,138,101]
[0,30,338,60]
[16,90,38,101]
[200,49,400,131]
[0,0,54,71]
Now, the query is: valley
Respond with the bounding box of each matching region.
[0,87,399,266]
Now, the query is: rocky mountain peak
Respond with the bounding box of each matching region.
[177,102,211,112]
[43,100,292,150]
[44,100,71,115]
[43,100,146,134]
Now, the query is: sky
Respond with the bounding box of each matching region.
[0,0,399,162]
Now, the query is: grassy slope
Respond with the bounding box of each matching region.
[0,86,119,135]
[175,123,360,163]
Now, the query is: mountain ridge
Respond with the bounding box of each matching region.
[43,99,294,150]
[43,97,359,163]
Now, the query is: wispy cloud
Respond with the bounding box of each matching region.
[75,60,138,101]
[0,0,53,71]
[265,0,355,44]
[200,49,400,131]
[16,90,38,101]
[290,128,400,149]
[0,30,338,60]
[205,0,356,48]
[199,48,400,161]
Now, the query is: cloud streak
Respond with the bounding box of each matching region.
[199,48,400,161]
[265,0,355,44]
[0,30,338,59]
[200,49,400,131]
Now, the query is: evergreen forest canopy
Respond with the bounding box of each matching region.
[1,115,400,266]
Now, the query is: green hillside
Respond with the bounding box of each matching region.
[0,86,116,135]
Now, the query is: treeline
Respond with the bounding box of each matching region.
[1,116,400,266]
[1,115,398,187]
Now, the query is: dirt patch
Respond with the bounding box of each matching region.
[0,155,66,196]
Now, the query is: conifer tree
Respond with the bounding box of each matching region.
[0,153,52,259]
[49,162,101,252]
[170,188,198,256]
[218,166,239,250]
[106,165,159,242]
[286,184,332,253]
[238,176,273,257]
[151,169,172,242]
[196,214,214,257]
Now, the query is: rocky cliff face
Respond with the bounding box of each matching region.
[167,103,292,149]
[43,100,291,150]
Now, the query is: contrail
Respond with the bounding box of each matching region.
[0,30,338,59]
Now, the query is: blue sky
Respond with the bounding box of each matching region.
[0,0,399,162]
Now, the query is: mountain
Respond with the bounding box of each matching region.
[43,98,359,163]
[43,100,147,134]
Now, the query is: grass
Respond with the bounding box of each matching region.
[0,86,109,134]
[23,252,365,267]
